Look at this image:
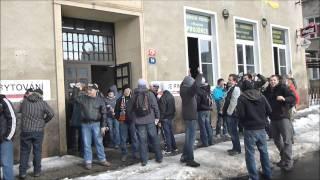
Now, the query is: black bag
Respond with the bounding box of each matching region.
[134,92,151,117]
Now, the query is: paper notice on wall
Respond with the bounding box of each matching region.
[151,81,182,96]
[0,80,51,102]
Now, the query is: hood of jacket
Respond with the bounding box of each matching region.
[134,87,149,94]
[27,93,42,102]
[109,85,118,96]
[242,89,263,102]
[182,76,195,87]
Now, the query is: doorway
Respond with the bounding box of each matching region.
[188,37,199,78]
[273,46,287,75]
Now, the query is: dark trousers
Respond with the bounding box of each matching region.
[162,119,177,152]
[226,115,241,152]
[19,132,44,175]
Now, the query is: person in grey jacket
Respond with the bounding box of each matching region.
[19,88,54,179]
[128,79,163,166]
[75,84,110,170]
[179,70,202,167]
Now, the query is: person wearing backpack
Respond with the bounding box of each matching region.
[263,75,296,171]
[179,69,202,167]
[196,78,213,147]
[128,79,162,166]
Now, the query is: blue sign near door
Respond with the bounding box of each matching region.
[149,57,156,64]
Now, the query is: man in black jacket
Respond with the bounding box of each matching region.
[263,75,296,171]
[196,78,213,147]
[237,80,272,180]
[0,94,16,180]
[159,85,177,155]
[179,70,202,167]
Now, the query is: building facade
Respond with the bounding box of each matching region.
[1,0,308,158]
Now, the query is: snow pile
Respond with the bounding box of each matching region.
[75,105,319,180]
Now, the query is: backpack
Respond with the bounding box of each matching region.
[205,93,213,109]
[134,92,151,117]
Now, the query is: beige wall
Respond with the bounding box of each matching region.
[0,0,60,158]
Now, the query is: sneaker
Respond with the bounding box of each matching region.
[156,158,163,163]
[121,155,127,162]
[34,172,41,177]
[19,174,27,179]
[173,148,178,152]
[198,144,208,148]
[227,149,234,153]
[85,163,92,170]
[99,160,111,167]
[186,160,200,167]
[276,160,286,168]
[228,150,241,156]
[141,162,147,166]
[163,150,173,156]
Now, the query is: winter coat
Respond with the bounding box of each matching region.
[180,74,202,121]
[115,95,131,123]
[75,95,107,127]
[263,84,296,121]
[20,93,54,132]
[212,86,225,102]
[0,95,16,143]
[222,85,241,117]
[237,89,272,130]
[128,87,160,125]
[104,96,117,118]
[197,85,213,111]
[159,90,176,120]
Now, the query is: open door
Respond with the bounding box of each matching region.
[115,62,131,91]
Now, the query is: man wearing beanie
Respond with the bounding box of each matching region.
[180,69,202,167]
[237,80,272,180]
[19,88,54,178]
[128,79,162,166]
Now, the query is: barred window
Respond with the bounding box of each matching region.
[62,18,115,63]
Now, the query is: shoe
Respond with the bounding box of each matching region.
[198,144,208,148]
[180,157,186,163]
[227,149,234,153]
[85,163,92,170]
[228,150,241,156]
[121,155,127,162]
[186,160,200,167]
[173,148,178,152]
[19,174,27,179]
[34,172,41,177]
[276,160,286,168]
[114,145,119,149]
[99,160,111,167]
[141,162,147,166]
[282,165,293,171]
[156,158,163,163]
[163,150,172,156]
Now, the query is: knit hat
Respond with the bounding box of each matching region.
[137,79,147,88]
[182,76,195,87]
[241,80,254,91]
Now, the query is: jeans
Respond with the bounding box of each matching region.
[181,120,196,161]
[136,123,163,164]
[81,122,106,163]
[119,121,139,156]
[244,129,272,180]
[216,114,228,135]
[197,111,213,146]
[19,132,44,175]
[107,118,120,146]
[226,115,241,152]
[162,119,177,152]
[0,140,14,180]
[271,119,293,167]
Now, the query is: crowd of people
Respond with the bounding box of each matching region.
[0,69,300,180]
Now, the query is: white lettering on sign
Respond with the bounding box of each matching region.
[151,81,182,96]
[0,80,51,102]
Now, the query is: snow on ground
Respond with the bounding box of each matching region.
[73,105,319,180]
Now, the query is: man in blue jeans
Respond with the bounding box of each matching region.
[196,77,213,147]
[159,85,177,155]
[237,80,272,180]
[213,78,228,138]
[222,74,241,156]
[19,89,54,179]
[76,84,111,170]
[0,94,16,180]
[179,70,202,167]
[128,79,163,166]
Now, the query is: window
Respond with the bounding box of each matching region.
[308,68,320,80]
[304,16,320,39]
[62,18,115,63]
[235,20,259,74]
[185,10,219,86]
[272,27,291,75]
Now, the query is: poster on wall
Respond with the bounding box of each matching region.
[151,81,182,96]
[0,80,51,102]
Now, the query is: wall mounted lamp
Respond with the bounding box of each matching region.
[262,18,268,27]
[222,9,229,19]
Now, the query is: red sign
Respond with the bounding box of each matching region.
[300,23,317,37]
[148,48,156,57]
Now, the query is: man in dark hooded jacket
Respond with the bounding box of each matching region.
[237,80,272,180]
[179,71,202,167]
[19,88,54,178]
